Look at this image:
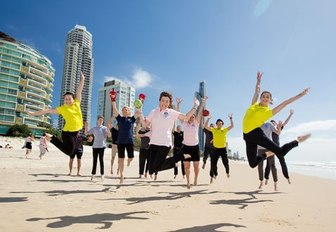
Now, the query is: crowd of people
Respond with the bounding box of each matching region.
[22,71,311,191]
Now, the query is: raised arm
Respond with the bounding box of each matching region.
[111,101,119,117]
[227,113,234,130]
[27,108,58,116]
[175,98,182,112]
[203,115,213,131]
[282,109,294,127]
[177,98,199,121]
[195,98,206,123]
[272,88,309,116]
[84,121,89,135]
[252,71,262,105]
[76,71,85,102]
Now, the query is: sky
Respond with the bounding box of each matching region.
[1,0,335,163]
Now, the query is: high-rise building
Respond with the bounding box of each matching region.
[195,81,207,151]
[97,80,135,125]
[58,25,93,129]
[0,32,55,136]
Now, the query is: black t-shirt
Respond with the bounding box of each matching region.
[110,127,119,144]
[173,131,184,148]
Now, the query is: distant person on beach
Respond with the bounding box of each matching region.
[204,114,234,184]
[139,91,199,181]
[257,121,281,191]
[5,143,13,149]
[110,90,140,184]
[23,133,34,158]
[27,71,85,157]
[68,133,86,176]
[179,97,206,189]
[85,116,111,182]
[39,133,48,160]
[243,71,311,168]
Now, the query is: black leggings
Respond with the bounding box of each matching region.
[210,147,229,177]
[51,131,79,156]
[173,147,185,176]
[91,148,105,175]
[243,128,298,168]
[148,145,183,175]
[139,148,150,175]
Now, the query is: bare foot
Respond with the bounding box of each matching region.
[274,182,278,191]
[258,181,263,189]
[187,183,191,189]
[297,133,311,143]
[202,163,206,169]
[173,175,177,179]
[77,173,81,176]
[210,177,213,184]
[90,175,94,181]
[265,179,268,185]
[193,180,198,186]
[144,173,148,178]
[287,178,291,184]
[68,173,72,176]
[110,170,113,175]
[154,174,158,181]
[227,173,230,178]
[120,175,124,184]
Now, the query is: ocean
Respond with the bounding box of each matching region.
[286,161,336,180]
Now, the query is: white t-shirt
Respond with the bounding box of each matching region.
[146,107,180,147]
[182,120,199,146]
[258,122,277,150]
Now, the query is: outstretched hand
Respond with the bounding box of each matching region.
[257,71,263,83]
[300,88,310,96]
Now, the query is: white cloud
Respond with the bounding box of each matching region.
[103,68,153,89]
[130,69,152,89]
[283,120,336,134]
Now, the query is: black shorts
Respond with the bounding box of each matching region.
[117,144,134,158]
[25,142,32,149]
[183,145,200,161]
[70,151,83,159]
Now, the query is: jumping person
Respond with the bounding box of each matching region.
[267,109,294,184]
[110,91,140,184]
[202,117,214,169]
[243,71,311,168]
[85,116,111,182]
[137,125,151,178]
[172,125,185,179]
[108,116,119,175]
[204,114,234,184]
[38,133,48,160]
[139,91,198,180]
[179,97,206,189]
[27,72,85,157]
[23,133,34,158]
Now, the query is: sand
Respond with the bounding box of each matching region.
[0,136,335,232]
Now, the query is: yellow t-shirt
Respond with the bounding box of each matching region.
[211,127,229,148]
[243,102,273,134]
[56,98,83,132]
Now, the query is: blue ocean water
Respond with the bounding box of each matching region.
[286,161,336,180]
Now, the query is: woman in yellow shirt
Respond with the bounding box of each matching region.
[243,71,311,168]
[28,72,85,157]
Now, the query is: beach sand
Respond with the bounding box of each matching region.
[0,136,335,232]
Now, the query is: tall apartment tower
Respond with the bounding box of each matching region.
[97,80,135,125]
[195,81,207,151]
[0,32,55,136]
[58,25,93,129]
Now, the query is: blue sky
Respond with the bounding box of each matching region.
[1,0,335,163]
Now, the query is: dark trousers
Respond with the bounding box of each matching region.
[91,148,105,175]
[148,145,183,175]
[173,147,185,176]
[51,131,79,156]
[258,155,278,182]
[139,148,150,175]
[202,145,213,164]
[210,147,229,178]
[243,128,298,168]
